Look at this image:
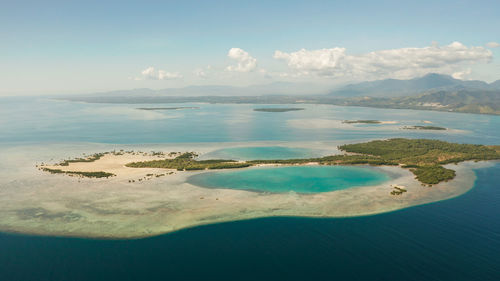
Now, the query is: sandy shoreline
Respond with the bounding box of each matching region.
[0,141,494,239]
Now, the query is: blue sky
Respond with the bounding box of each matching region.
[1,0,499,95]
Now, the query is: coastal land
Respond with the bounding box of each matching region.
[137,107,199,111]
[253,108,305,112]
[0,139,498,239]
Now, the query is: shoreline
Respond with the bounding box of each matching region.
[0,141,496,239]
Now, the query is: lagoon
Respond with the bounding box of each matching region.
[187,166,391,193]
[0,97,500,280]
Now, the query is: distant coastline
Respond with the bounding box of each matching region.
[137,107,200,111]
[58,93,500,116]
[57,73,500,116]
[253,108,304,112]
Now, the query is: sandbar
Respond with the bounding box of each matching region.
[0,141,493,239]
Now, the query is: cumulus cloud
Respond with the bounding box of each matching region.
[136,67,182,80]
[486,42,500,48]
[274,42,492,79]
[452,68,472,80]
[193,65,212,78]
[226,48,257,72]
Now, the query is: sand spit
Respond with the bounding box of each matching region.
[0,142,493,239]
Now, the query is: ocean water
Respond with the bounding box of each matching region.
[0,163,498,281]
[0,97,499,280]
[198,146,324,160]
[0,97,499,145]
[187,166,391,193]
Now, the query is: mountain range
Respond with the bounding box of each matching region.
[78,82,330,98]
[329,73,500,98]
[62,73,500,115]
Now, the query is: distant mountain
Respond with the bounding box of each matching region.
[330,73,493,97]
[76,82,329,98]
[60,72,500,115]
[491,80,500,89]
[338,89,500,115]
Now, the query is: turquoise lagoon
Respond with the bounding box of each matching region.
[1,97,500,280]
[187,166,391,193]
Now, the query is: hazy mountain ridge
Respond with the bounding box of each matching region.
[78,82,330,98]
[339,89,500,115]
[330,73,499,98]
[62,73,500,115]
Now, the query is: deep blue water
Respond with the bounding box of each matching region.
[1,163,499,281]
[187,166,390,193]
[1,97,499,280]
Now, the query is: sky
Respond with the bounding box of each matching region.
[1,0,500,95]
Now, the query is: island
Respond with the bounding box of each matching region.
[253,108,304,112]
[45,139,500,185]
[342,120,381,124]
[1,138,497,239]
[402,125,447,131]
[137,107,199,110]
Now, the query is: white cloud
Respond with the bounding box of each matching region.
[486,42,500,48]
[226,48,257,72]
[193,65,212,78]
[274,42,492,80]
[452,68,472,80]
[136,67,182,80]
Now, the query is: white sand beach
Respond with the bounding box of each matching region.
[0,141,493,239]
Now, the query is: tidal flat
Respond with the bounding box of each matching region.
[0,141,493,239]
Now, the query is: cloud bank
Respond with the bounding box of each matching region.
[226,48,257,72]
[137,67,182,80]
[274,42,492,80]
[486,42,500,48]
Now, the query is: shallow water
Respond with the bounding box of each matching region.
[1,97,499,144]
[0,97,499,280]
[198,146,324,160]
[0,163,498,281]
[187,166,391,193]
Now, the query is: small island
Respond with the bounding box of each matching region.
[44,139,500,186]
[137,107,200,111]
[402,125,447,131]
[253,108,304,112]
[342,120,381,124]
[2,138,496,239]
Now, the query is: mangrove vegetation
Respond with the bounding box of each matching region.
[44,139,500,185]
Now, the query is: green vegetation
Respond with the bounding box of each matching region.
[126,152,250,171]
[45,139,500,185]
[338,139,500,165]
[402,125,446,130]
[253,108,304,112]
[247,154,398,166]
[391,186,407,195]
[128,138,499,185]
[126,139,500,184]
[58,153,105,166]
[42,167,115,178]
[342,120,381,124]
[410,165,455,185]
[338,138,500,185]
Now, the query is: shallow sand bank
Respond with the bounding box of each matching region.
[0,141,493,239]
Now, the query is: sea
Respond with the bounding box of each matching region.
[0,96,499,280]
